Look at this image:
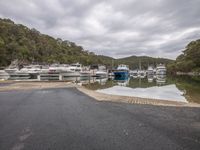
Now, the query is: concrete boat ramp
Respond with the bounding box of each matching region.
[0,82,200,150]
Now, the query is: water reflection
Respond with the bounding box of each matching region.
[114,76,129,86]
[147,75,154,83]
[156,75,166,85]
[83,75,200,104]
[97,84,187,102]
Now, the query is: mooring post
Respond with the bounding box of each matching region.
[59,74,62,81]
[37,74,41,81]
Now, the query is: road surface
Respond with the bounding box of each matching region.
[0,87,200,150]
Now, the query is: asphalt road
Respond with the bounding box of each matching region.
[0,88,200,150]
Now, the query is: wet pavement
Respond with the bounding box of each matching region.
[0,87,200,150]
[0,82,14,87]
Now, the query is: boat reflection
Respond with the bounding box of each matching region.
[147,75,154,83]
[95,77,108,85]
[83,75,200,104]
[114,76,129,86]
[156,75,166,85]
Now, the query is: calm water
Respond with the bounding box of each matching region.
[83,75,200,103]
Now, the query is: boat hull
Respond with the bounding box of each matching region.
[114,71,129,78]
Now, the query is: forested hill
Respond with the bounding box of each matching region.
[0,18,173,68]
[167,39,200,73]
[0,18,108,66]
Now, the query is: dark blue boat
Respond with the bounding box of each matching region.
[114,64,129,78]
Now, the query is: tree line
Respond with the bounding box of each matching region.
[167,39,200,74]
[0,18,106,67]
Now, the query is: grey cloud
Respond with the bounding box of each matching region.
[0,0,200,59]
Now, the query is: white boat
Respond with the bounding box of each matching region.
[96,70,107,77]
[147,66,154,75]
[4,66,19,74]
[4,65,29,80]
[9,70,30,80]
[80,70,91,77]
[130,70,138,78]
[156,64,166,75]
[68,63,82,72]
[95,66,107,77]
[61,63,82,77]
[20,65,42,75]
[40,66,50,74]
[48,64,70,74]
[138,70,146,78]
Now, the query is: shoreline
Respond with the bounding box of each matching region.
[0,80,200,107]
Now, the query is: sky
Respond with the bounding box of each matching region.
[0,0,200,59]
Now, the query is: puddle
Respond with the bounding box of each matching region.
[97,84,187,103]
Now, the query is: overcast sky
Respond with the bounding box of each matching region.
[0,0,200,59]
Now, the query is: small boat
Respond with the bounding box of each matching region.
[114,64,129,78]
[147,66,154,75]
[130,70,138,78]
[138,70,146,78]
[156,64,166,75]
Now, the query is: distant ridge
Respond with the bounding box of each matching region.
[116,55,173,69]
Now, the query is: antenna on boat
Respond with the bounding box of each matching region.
[111,59,114,70]
[139,59,141,71]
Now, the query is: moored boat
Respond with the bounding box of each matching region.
[9,70,30,80]
[147,66,154,75]
[156,64,166,75]
[130,70,138,78]
[114,64,129,78]
[20,65,42,75]
[4,66,19,74]
[95,65,107,77]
